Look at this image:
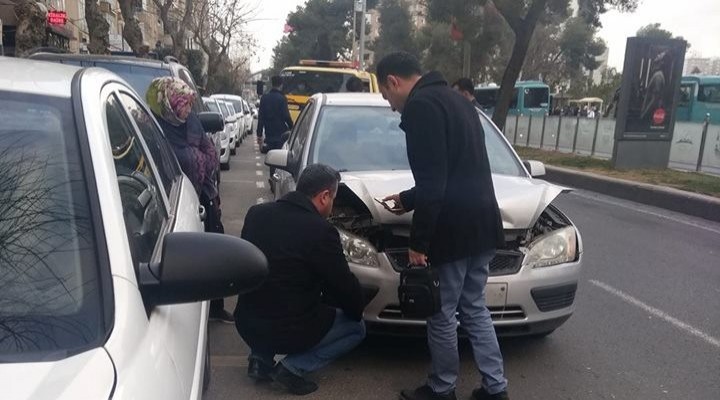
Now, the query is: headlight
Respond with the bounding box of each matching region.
[338,229,379,267]
[523,226,577,268]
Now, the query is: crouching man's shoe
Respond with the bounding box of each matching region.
[247,357,274,382]
[271,363,318,396]
[400,385,457,400]
[471,387,510,400]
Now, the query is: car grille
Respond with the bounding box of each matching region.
[378,305,526,321]
[531,283,577,312]
[385,249,524,277]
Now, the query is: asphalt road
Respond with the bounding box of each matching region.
[204,137,720,400]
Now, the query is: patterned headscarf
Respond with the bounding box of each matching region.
[146,77,196,126]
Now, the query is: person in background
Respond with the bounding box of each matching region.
[257,75,294,151]
[346,76,365,92]
[235,164,366,396]
[146,77,232,324]
[377,52,508,400]
[451,78,481,109]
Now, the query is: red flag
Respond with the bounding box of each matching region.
[283,23,295,33]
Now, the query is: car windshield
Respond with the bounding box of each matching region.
[205,100,220,113]
[310,106,525,176]
[219,102,231,118]
[0,92,107,362]
[92,62,169,99]
[281,70,352,96]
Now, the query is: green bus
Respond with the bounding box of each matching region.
[677,75,720,124]
[474,81,550,117]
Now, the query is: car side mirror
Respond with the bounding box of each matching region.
[523,160,546,177]
[265,149,290,171]
[139,232,267,306]
[199,112,224,133]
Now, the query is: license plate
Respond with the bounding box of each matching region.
[485,283,507,307]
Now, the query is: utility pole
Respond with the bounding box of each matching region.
[358,0,367,71]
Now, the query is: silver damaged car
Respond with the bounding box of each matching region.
[266,93,584,337]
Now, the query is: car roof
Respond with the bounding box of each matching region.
[0,57,80,97]
[211,94,244,100]
[321,93,390,107]
[30,52,174,70]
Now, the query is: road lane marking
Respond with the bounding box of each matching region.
[589,279,720,349]
[256,170,263,176]
[255,156,260,160]
[256,162,261,167]
[256,181,265,188]
[570,191,720,236]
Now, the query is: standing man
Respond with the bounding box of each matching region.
[235,164,366,396]
[257,75,294,151]
[451,77,481,109]
[377,52,508,400]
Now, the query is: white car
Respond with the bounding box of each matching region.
[217,100,239,154]
[226,102,245,144]
[241,99,253,136]
[0,58,267,399]
[203,97,232,169]
[267,93,583,338]
[212,94,251,137]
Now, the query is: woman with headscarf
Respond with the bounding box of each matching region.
[146,77,233,324]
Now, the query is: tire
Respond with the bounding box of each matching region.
[221,162,230,171]
[202,336,211,393]
[230,147,236,155]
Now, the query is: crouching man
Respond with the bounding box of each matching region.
[234,164,366,395]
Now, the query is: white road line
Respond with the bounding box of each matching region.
[256,162,261,167]
[570,191,720,236]
[255,156,260,160]
[589,279,720,349]
[256,170,263,176]
[256,181,265,188]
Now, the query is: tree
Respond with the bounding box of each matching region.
[13,0,47,57]
[371,0,418,67]
[489,0,638,130]
[192,0,257,92]
[118,0,145,55]
[153,0,195,60]
[271,0,379,73]
[636,23,673,40]
[85,0,111,54]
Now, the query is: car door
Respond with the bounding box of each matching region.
[274,99,317,198]
[117,90,207,399]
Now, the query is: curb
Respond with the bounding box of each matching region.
[543,166,720,223]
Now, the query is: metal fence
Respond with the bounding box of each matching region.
[504,114,720,176]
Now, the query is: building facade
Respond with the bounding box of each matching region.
[684,57,720,76]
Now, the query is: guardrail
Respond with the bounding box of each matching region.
[504,114,720,176]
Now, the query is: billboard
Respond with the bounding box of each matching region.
[615,37,687,140]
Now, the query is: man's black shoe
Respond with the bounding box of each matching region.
[247,358,274,382]
[271,363,318,395]
[471,387,509,400]
[399,385,457,400]
[209,310,234,324]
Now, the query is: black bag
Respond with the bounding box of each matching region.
[398,265,441,319]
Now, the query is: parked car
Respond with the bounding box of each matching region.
[28,53,222,171]
[226,102,246,143]
[203,97,231,170]
[217,100,241,152]
[266,93,583,338]
[241,99,253,135]
[211,94,251,136]
[0,58,268,399]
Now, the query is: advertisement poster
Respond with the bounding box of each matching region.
[616,38,687,140]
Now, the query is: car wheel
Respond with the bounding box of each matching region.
[230,147,236,155]
[202,336,211,393]
[221,162,230,171]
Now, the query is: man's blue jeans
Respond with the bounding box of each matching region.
[251,309,366,376]
[427,251,508,395]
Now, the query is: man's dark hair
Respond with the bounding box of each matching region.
[271,75,283,88]
[375,52,422,84]
[346,76,364,92]
[453,78,474,94]
[297,164,341,197]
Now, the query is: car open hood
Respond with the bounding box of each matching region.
[340,171,570,230]
[0,348,115,400]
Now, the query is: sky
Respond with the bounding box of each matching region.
[248,0,720,72]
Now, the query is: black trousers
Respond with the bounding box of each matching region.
[201,193,227,314]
